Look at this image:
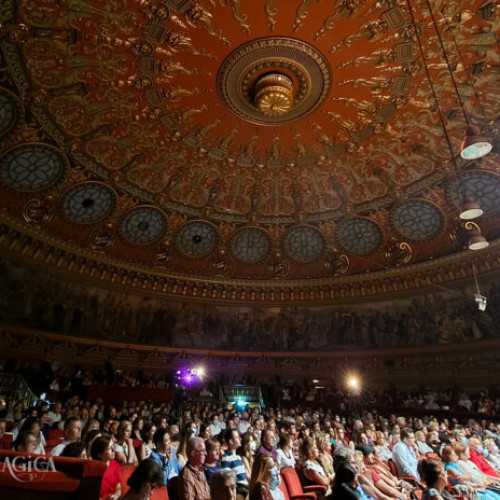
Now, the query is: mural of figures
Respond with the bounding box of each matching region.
[0,256,498,351]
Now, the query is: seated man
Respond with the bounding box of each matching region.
[50,416,82,456]
[221,428,249,497]
[150,428,181,486]
[392,428,420,481]
[257,429,278,461]
[178,437,211,500]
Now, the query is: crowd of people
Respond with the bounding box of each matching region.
[2,384,500,500]
[4,358,500,418]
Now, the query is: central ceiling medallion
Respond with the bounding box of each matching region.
[217,37,331,125]
[255,73,294,117]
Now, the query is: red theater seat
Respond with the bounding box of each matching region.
[47,430,64,441]
[0,450,106,500]
[281,467,326,500]
[0,433,14,450]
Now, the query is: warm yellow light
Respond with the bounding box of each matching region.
[347,377,359,389]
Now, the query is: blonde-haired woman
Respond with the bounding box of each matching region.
[114,420,138,466]
[249,454,280,500]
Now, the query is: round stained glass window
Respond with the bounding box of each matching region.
[391,199,444,240]
[231,227,271,263]
[60,182,114,224]
[121,207,166,245]
[1,143,65,191]
[176,221,219,258]
[336,217,382,255]
[283,226,325,263]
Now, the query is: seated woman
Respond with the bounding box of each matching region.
[358,445,411,500]
[448,445,500,500]
[418,458,451,500]
[131,417,144,442]
[138,423,156,462]
[332,425,349,451]
[249,454,280,500]
[352,450,393,500]
[484,439,500,471]
[453,443,500,487]
[91,435,122,500]
[237,432,257,482]
[17,417,45,454]
[374,432,392,462]
[204,438,222,480]
[13,431,38,454]
[332,463,360,500]
[302,437,333,497]
[121,459,164,500]
[276,434,295,470]
[114,420,138,466]
[317,433,335,485]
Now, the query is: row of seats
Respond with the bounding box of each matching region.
[0,448,325,500]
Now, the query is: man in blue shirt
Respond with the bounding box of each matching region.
[392,428,420,480]
[150,428,181,486]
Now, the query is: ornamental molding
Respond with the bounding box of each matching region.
[1,211,499,305]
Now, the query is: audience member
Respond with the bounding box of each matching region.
[91,435,122,500]
[178,437,211,500]
[50,416,82,456]
[121,459,164,500]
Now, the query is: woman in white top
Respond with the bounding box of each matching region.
[138,423,156,462]
[276,435,296,470]
[302,438,333,496]
[114,420,138,466]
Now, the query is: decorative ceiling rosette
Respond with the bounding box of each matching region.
[447,172,500,218]
[176,221,219,258]
[120,206,166,245]
[0,143,66,192]
[283,225,325,263]
[60,182,115,224]
[390,199,445,241]
[336,217,383,255]
[230,227,271,263]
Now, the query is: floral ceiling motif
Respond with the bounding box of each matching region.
[0,0,499,303]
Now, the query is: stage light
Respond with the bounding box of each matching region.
[474,293,487,311]
[347,376,360,390]
[196,367,205,377]
[236,400,246,409]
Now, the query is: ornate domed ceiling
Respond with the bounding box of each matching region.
[0,0,499,305]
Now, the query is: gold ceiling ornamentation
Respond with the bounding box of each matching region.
[0,0,498,302]
[217,37,331,125]
[254,73,294,117]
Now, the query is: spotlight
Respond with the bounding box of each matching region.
[460,125,492,160]
[347,377,359,389]
[474,293,487,311]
